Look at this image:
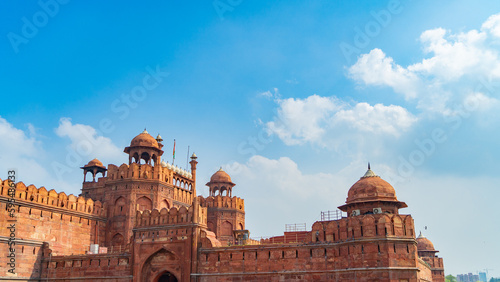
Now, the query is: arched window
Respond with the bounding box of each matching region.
[111,233,124,246]
[221,221,232,236]
[140,152,150,164]
[115,197,126,215]
[159,199,170,210]
[136,196,152,211]
[132,152,139,163]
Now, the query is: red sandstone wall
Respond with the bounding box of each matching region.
[196,243,419,282]
[0,180,107,280]
[311,214,415,243]
[199,195,245,245]
[40,253,132,281]
[195,214,420,282]
[418,258,433,282]
[0,240,44,280]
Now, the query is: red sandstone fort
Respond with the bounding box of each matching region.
[0,130,444,281]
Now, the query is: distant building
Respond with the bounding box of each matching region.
[458,273,480,282]
[479,272,487,282]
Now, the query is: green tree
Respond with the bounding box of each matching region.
[446,275,457,282]
[489,278,500,282]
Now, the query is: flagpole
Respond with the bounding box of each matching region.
[172,139,176,165]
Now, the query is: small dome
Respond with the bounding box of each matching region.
[345,168,397,205]
[84,158,105,168]
[191,152,197,158]
[161,160,167,167]
[166,162,172,169]
[129,131,159,149]
[210,167,232,183]
[417,232,436,251]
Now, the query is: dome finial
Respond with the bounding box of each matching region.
[362,164,377,178]
[142,128,148,134]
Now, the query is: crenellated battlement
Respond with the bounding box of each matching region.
[41,252,131,280]
[311,213,415,243]
[135,206,203,228]
[198,195,245,211]
[0,178,105,217]
[106,163,194,190]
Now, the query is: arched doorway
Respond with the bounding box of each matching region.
[141,249,181,281]
[156,271,178,282]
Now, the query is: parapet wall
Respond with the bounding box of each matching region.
[311,213,415,243]
[135,205,207,228]
[0,179,107,280]
[199,195,245,211]
[107,163,194,190]
[195,214,419,281]
[0,179,106,217]
[41,252,132,281]
[196,240,419,281]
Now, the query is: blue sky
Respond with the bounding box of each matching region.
[1,0,499,277]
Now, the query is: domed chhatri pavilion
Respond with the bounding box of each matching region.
[0,130,444,281]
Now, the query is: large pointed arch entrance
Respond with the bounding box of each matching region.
[156,271,178,282]
[140,248,181,282]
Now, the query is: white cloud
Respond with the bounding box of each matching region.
[463,92,499,111]
[348,48,420,99]
[222,155,410,238]
[482,13,500,38]
[409,28,496,81]
[334,103,417,137]
[266,95,341,145]
[228,155,338,197]
[258,87,280,100]
[223,155,368,237]
[55,117,122,161]
[0,116,71,192]
[265,94,417,147]
[0,117,38,157]
[348,13,500,114]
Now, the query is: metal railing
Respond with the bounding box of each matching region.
[320,210,343,221]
